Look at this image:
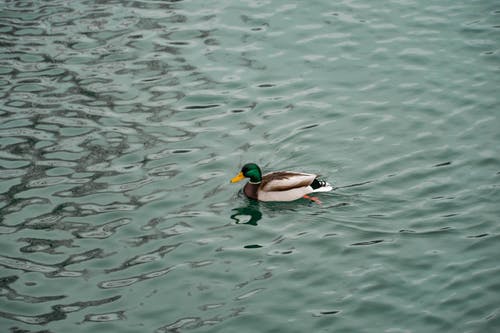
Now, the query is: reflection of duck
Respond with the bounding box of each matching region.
[230,163,332,203]
[231,201,262,226]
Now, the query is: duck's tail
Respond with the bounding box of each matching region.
[310,179,333,192]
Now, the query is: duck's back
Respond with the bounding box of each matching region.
[261,171,316,192]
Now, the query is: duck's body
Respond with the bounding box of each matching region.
[231,163,332,202]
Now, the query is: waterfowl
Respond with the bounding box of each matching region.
[230,163,332,203]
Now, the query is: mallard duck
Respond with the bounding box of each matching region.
[230,163,332,202]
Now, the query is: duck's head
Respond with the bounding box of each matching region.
[231,163,262,184]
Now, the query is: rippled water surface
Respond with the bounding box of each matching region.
[1,0,499,332]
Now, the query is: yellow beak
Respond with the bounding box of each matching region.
[230,171,245,183]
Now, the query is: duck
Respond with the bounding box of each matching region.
[230,163,332,203]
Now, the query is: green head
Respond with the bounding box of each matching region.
[230,163,262,183]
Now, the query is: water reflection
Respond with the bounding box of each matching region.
[230,200,262,226]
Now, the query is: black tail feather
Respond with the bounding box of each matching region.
[311,178,328,190]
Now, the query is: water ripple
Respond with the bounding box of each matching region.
[98,266,175,289]
[106,244,180,273]
[0,275,66,303]
[155,308,245,333]
[0,254,88,278]
[83,310,126,323]
[0,295,120,325]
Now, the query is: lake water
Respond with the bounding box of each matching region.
[1,0,499,332]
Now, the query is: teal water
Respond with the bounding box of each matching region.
[1,0,499,332]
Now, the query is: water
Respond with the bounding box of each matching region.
[1,0,499,332]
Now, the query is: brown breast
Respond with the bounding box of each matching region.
[243,182,259,200]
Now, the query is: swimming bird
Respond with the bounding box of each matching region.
[230,163,332,203]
